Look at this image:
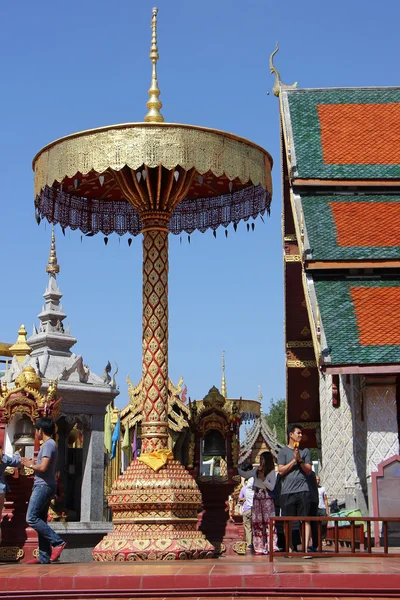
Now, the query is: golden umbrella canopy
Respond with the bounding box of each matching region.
[31,8,273,561]
[32,9,272,236]
[33,122,272,235]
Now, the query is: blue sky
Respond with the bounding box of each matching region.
[1,0,399,411]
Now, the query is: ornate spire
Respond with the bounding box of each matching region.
[46,228,60,277]
[269,42,298,97]
[9,325,32,364]
[221,350,227,399]
[144,7,164,123]
[258,385,263,401]
[27,229,77,357]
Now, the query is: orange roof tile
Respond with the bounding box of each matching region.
[350,287,400,346]
[329,201,400,247]
[318,103,400,165]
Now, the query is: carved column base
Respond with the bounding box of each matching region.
[92,460,214,561]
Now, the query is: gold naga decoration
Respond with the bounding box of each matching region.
[0,366,61,423]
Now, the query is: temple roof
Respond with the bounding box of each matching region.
[312,277,400,366]
[281,85,400,373]
[239,416,282,461]
[2,231,119,395]
[281,87,400,181]
[301,194,400,260]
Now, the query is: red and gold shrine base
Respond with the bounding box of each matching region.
[92,459,214,561]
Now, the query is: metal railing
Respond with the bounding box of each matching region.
[268,515,400,562]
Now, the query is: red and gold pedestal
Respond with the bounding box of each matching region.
[92,459,214,561]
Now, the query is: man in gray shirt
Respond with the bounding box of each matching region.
[21,418,66,564]
[277,424,313,557]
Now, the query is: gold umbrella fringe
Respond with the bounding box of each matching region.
[36,184,271,236]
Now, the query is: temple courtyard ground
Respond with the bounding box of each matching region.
[0,554,400,600]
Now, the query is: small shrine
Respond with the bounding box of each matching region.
[186,385,242,555]
[0,231,118,561]
[0,365,61,562]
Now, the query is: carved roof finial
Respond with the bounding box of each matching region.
[258,385,263,401]
[269,42,298,97]
[221,350,227,399]
[46,228,60,277]
[144,7,164,123]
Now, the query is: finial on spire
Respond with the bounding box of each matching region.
[258,385,263,401]
[46,228,60,277]
[269,42,298,97]
[9,325,32,364]
[144,7,164,123]
[221,350,227,399]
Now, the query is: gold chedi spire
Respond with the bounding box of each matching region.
[144,7,164,123]
[221,350,227,399]
[9,325,32,364]
[46,228,60,277]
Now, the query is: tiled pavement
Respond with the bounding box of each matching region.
[0,555,400,599]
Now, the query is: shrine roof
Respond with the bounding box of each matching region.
[301,193,400,260]
[281,87,400,180]
[239,417,282,462]
[314,277,400,364]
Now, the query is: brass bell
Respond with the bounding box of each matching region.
[203,429,226,457]
[14,416,35,447]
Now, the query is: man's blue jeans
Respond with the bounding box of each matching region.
[26,483,64,564]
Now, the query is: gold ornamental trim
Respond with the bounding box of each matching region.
[284,234,297,242]
[286,341,313,348]
[284,254,301,262]
[33,123,273,198]
[287,359,317,368]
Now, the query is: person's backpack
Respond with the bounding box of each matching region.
[268,473,280,500]
[330,498,339,514]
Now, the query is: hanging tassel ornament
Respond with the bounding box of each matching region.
[251,222,255,231]
[213,230,217,238]
[225,229,228,238]
[233,223,237,232]
[104,237,109,246]
[128,238,132,247]
[188,235,191,244]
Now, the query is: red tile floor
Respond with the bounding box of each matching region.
[0,554,400,600]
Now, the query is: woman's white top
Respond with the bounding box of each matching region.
[238,467,276,491]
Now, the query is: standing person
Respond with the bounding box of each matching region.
[21,418,66,564]
[316,475,330,545]
[0,446,21,544]
[277,424,313,558]
[238,477,254,550]
[238,452,278,555]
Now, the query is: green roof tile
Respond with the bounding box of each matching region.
[285,88,400,180]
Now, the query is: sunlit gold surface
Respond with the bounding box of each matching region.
[33,123,272,199]
[46,228,60,276]
[8,325,31,364]
[144,8,164,123]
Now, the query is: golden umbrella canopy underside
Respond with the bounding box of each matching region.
[33,122,273,236]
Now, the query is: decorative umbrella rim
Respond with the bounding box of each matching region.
[32,121,273,171]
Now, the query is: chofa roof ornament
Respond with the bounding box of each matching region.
[269,42,298,97]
